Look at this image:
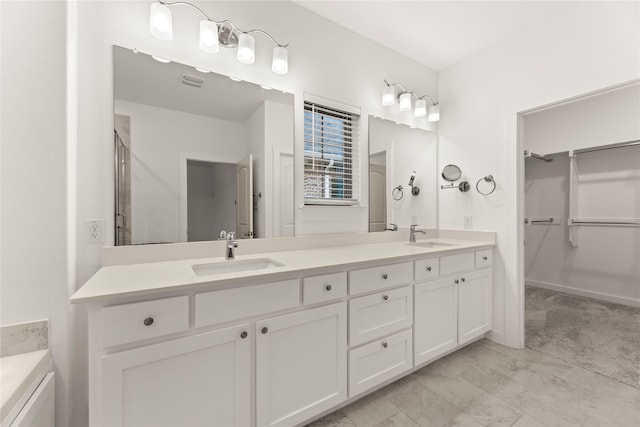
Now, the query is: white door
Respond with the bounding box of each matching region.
[256,302,347,427]
[458,268,493,345]
[414,278,458,365]
[100,325,250,427]
[236,154,253,239]
[369,160,387,232]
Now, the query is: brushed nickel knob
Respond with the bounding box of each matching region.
[426,266,432,272]
[483,256,488,261]
[383,295,389,301]
[382,273,388,280]
[143,317,154,326]
[454,279,459,284]
[461,277,466,282]
[261,327,268,334]
[325,284,332,291]
[382,342,388,348]
[240,331,248,339]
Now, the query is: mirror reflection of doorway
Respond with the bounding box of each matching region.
[186,160,237,242]
[369,151,387,232]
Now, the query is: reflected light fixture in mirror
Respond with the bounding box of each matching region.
[381,79,440,122]
[149,0,289,75]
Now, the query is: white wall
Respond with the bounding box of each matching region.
[438,1,640,347]
[114,100,246,244]
[0,2,71,426]
[524,147,640,306]
[525,82,640,154]
[369,118,438,229]
[73,2,437,425]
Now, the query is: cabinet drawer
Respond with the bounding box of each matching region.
[440,252,475,276]
[303,272,347,305]
[102,296,189,348]
[475,249,492,268]
[349,286,413,347]
[349,261,412,296]
[414,257,440,282]
[195,279,300,328]
[348,329,413,397]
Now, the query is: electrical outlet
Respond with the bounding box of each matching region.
[464,216,473,229]
[86,219,105,243]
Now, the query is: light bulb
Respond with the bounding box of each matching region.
[149,2,173,41]
[199,20,219,54]
[414,99,427,117]
[237,33,255,64]
[382,86,395,106]
[399,93,412,112]
[272,46,288,75]
[428,104,440,122]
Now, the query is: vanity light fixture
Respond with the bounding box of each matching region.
[381,80,440,122]
[149,0,290,75]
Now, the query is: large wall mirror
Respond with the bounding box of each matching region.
[368,116,437,231]
[113,46,294,245]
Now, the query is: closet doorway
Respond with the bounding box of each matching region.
[521,81,640,389]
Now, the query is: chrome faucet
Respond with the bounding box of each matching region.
[409,224,426,243]
[226,232,238,260]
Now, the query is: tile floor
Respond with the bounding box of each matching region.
[307,289,640,427]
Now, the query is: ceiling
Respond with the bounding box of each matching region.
[294,1,585,71]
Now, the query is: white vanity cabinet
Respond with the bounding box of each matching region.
[457,268,492,345]
[256,302,347,427]
[99,324,251,427]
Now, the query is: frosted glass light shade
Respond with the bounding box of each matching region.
[149,2,173,40]
[382,86,395,106]
[272,46,288,74]
[237,33,255,64]
[414,99,427,117]
[428,104,440,122]
[199,20,219,54]
[399,93,412,112]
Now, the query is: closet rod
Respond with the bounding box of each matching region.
[524,150,553,162]
[569,219,640,226]
[524,217,555,224]
[573,139,640,155]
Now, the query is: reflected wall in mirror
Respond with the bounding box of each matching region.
[368,117,437,231]
[113,46,294,245]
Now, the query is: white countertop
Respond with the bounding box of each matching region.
[71,237,494,304]
[0,349,51,424]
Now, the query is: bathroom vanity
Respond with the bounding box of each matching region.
[72,232,494,427]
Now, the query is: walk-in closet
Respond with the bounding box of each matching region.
[522,82,640,388]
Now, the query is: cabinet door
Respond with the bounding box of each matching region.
[100,325,250,427]
[458,268,492,345]
[256,302,347,427]
[414,278,458,366]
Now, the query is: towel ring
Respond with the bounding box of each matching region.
[476,175,496,195]
[392,185,404,201]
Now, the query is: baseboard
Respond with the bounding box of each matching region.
[526,280,640,308]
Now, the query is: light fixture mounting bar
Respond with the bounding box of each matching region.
[157,0,288,47]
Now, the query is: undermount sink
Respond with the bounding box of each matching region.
[408,241,456,249]
[192,258,284,276]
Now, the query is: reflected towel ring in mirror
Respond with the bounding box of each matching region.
[476,175,496,195]
[392,185,404,201]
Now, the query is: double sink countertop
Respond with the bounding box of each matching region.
[71,230,495,304]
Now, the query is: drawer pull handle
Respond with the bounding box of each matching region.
[454,279,459,284]
[483,256,488,261]
[143,317,154,326]
[382,342,388,349]
[261,327,269,334]
[240,331,248,339]
[325,284,332,291]
[426,266,432,272]
[383,294,389,301]
[382,273,388,280]
[461,277,466,283]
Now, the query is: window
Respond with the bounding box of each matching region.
[304,99,360,205]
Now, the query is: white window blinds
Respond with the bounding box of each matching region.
[303,100,360,205]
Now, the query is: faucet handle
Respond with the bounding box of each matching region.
[227,232,236,241]
[410,224,419,230]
